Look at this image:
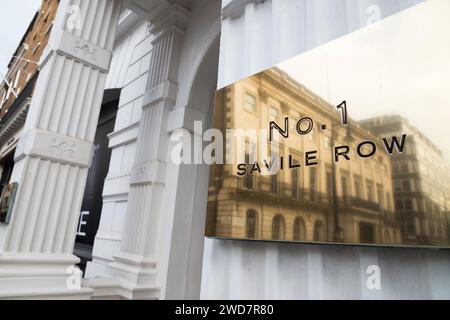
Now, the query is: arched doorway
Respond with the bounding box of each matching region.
[246,209,258,239]
[272,214,286,240]
[293,217,306,241]
[165,32,221,299]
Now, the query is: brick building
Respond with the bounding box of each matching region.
[0,0,59,201]
[0,0,59,117]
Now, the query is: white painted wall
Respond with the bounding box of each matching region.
[218,0,425,88]
[201,0,450,300]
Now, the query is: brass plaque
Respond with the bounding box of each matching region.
[204,1,450,248]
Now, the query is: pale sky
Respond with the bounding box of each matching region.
[278,0,450,159]
[0,1,41,76]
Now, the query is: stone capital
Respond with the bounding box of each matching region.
[142,80,178,109]
[130,160,167,186]
[40,30,113,72]
[148,3,190,38]
[14,129,94,168]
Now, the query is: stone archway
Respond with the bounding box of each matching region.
[163,33,221,299]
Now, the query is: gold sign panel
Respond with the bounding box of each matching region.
[205,1,450,248]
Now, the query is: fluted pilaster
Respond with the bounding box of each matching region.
[107,3,189,299]
[0,0,122,299]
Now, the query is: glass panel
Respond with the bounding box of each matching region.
[205,1,450,247]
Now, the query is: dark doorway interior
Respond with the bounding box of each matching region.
[74,89,120,272]
[0,150,15,197]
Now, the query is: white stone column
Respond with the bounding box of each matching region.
[0,0,122,299]
[107,4,189,300]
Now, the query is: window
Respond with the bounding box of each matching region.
[32,42,41,55]
[309,168,317,201]
[405,220,416,234]
[272,215,285,240]
[293,217,306,241]
[270,151,279,195]
[402,180,411,191]
[0,91,6,109]
[246,210,257,239]
[386,192,392,211]
[291,159,299,198]
[404,199,413,210]
[400,162,408,173]
[270,174,278,195]
[324,136,331,148]
[354,178,362,198]
[0,151,15,197]
[359,222,375,243]
[289,116,298,132]
[244,93,256,113]
[313,220,326,242]
[366,180,374,202]
[326,170,333,202]
[396,199,404,210]
[377,186,384,209]
[341,176,350,204]
[392,163,399,173]
[45,22,54,37]
[269,106,279,122]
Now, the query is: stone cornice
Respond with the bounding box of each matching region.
[222,0,267,20]
[0,98,30,147]
[125,1,190,35]
[148,3,190,35]
[40,30,113,73]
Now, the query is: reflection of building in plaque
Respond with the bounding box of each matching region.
[0,182,18,224]
[206,68,401,245]
[361,116,450,246]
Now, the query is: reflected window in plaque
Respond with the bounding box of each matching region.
[309,168,317,202]
[293,217,306,241]
[326,170,333,203]
[244,93,256,113]
[360,222,376,244]
[272,215,285,240]
[341,176,350,205]
[246,210,257,239]
[269,106,279,123]
[313,220,326,242]
[291,161,299,199]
